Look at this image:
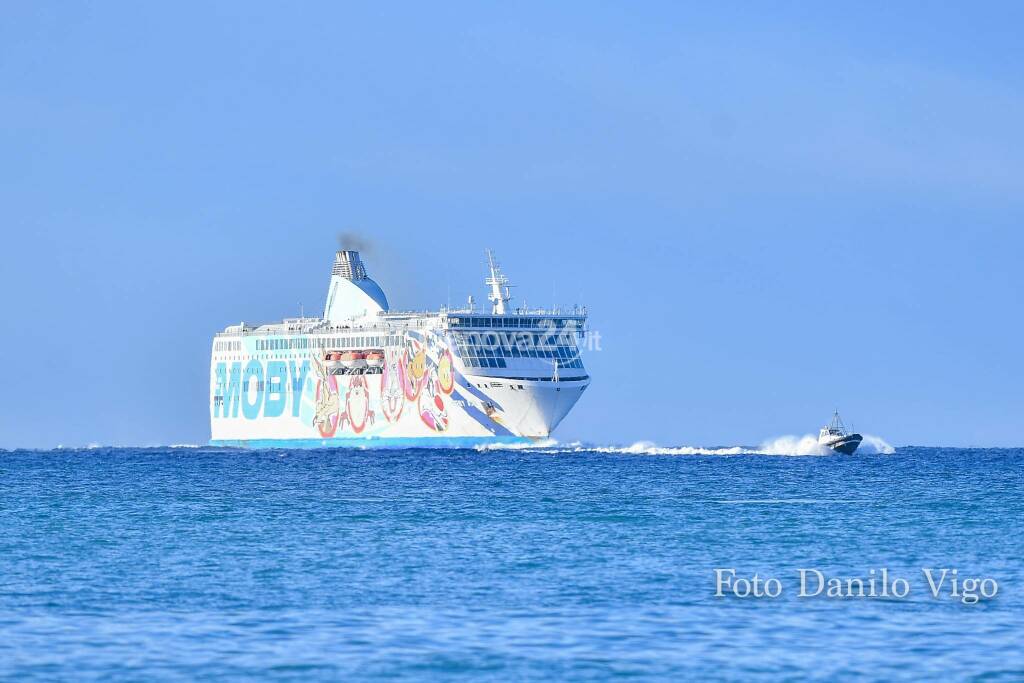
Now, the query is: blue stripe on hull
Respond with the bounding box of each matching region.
[209,435,534,449]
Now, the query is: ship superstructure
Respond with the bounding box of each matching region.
[210,249,589,447]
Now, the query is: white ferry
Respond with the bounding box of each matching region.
[210,249,590,448]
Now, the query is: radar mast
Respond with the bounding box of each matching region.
[485,249,513,314]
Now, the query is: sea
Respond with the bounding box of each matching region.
[0,444,1021,681]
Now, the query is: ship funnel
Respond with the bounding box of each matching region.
[331,250,369,280]
[324,249,389,321]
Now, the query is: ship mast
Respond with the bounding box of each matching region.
[485,249,513,314]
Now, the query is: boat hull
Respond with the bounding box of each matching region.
[822,433,863,455]
[210,327,588,447]
[210,435,535,449]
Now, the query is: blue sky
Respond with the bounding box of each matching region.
[2,2,1022,448]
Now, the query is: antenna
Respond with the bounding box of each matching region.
[484,249,513,314]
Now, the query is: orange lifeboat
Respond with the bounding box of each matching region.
[324,351,343,374]
[364,349,385,369]
[339,350,367,368]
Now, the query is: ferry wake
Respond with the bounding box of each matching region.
[210,249,590,448]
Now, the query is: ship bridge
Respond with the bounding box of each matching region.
[441,310,587,375]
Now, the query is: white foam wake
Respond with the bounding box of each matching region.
[475,434,896,456]
[755,434,831,456]
[589,441,750,456]
[474,440,747,455]
[858,434,897,454]
[474,438,560,451]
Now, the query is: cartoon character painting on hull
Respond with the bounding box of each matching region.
[379,350,405,423]
[482,401,506,429]
[312,355,341,437]
[437,349,454,395]
[402,342,427,401]
[419,369,450,432]
[300,331,499,440]
[341,375,375,433]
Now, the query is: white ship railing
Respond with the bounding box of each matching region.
[214,306,588,338]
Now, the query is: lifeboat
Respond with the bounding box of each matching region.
[339,350,367,369]
[325,351,343,373]
[364,349,385,369]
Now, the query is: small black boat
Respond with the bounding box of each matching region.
[818,411,863,454]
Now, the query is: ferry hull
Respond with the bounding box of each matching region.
[210,435,534,449]
[210,329,588,448]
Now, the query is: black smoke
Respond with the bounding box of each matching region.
[337,231,374,254]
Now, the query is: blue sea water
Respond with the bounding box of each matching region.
[0,446,1021,681]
